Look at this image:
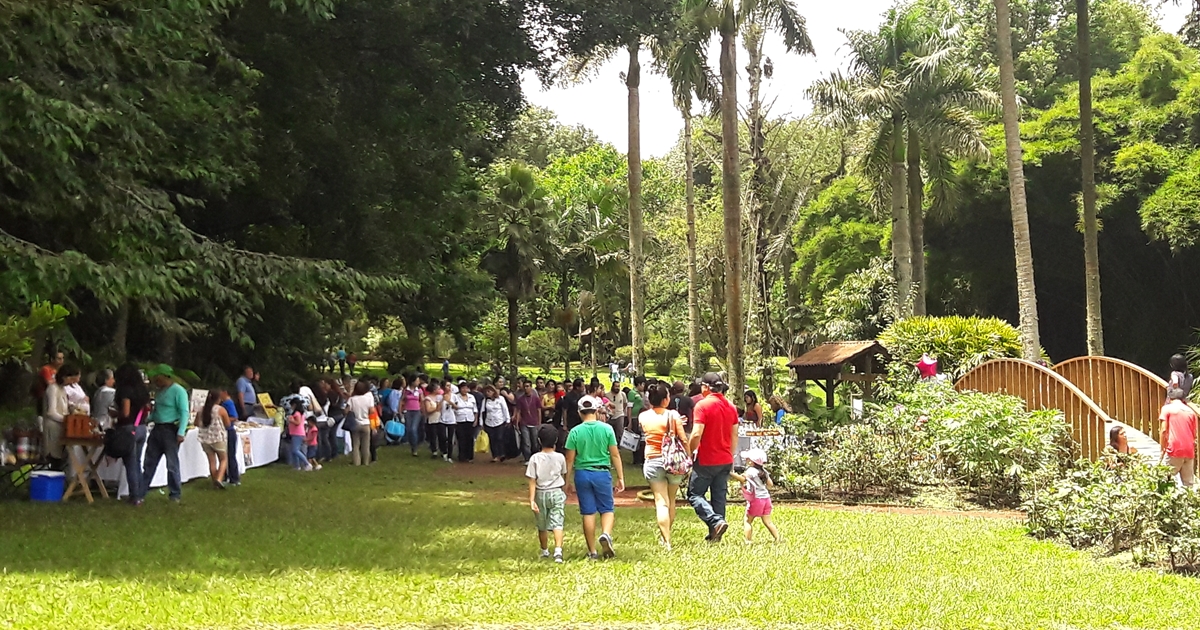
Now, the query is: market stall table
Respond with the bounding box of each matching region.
[98,425,281,497]
[62,437,109,503]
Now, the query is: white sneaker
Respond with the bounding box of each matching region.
[554,551,563,563]
[314,464,323,471]
[444,455,452,463]
[540,549,551,559]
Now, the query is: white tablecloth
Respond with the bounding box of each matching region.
[99,426,281,497]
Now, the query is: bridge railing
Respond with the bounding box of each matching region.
[955,358,1109,461]
[1052,356,1167,444]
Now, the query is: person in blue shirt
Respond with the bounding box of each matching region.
[235,366,256,420]
[143,364,189,503]
[219,390,242,486]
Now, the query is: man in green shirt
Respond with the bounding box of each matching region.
[142,364,189,503]
[565,399,624,560]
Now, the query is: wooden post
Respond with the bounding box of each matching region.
[864,354,875,402]
[826,375,835,408]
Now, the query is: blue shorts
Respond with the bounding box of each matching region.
[574,469,614,515]
[306,445,318,459]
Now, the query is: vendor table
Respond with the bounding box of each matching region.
[98,425,281,498]
[62,437,110,503]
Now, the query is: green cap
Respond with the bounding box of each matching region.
[146,364,175,379]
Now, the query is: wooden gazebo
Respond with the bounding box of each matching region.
[787,341,889,408]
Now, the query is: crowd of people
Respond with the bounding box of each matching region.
[29,351,781,557]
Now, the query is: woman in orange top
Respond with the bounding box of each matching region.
[639,383,689,550]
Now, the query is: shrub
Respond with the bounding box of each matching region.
[1024,455,1175,555]
[375,337,426,374]
[645,337,682,376]
[766,440,822,499]
[615,345,632,365]
[1155,485,1200,571]
[883,380,1071,505]
[818,422,914,496]
[879,315,1023,379]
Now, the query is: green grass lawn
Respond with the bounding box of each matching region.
[5,451,1200,629]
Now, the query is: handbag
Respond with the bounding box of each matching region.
[385,419,405,439]
[343,409,359,432]
[103,425,135,460]
[660,410,692,476]
[474,430,490,453]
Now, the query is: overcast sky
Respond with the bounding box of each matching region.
[521,2,1191,158]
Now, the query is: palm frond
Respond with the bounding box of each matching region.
[744,0,814,55]
[557,45,619,87]
[924,145,962,222]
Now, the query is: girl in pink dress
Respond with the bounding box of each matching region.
[732,448,781,543]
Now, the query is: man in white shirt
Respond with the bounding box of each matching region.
[609,361,621,384]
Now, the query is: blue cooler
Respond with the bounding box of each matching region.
[29,471,65,502]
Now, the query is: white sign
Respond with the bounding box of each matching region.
[189,389,209,426]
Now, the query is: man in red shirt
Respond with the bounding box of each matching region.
[687,372,740,542]
[1160,386,1198,486]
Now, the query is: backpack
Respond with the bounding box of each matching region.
[660,410,692,476]
[342,407,359,432]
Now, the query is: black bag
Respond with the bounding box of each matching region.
[503,426,520,460]
[104,425,135,460]
[342,409,359,432]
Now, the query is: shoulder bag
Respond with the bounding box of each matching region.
[660,410,692,476]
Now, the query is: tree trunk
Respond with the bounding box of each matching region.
[907,126,926,317]
[891,113,913,320]
[995,0,1043,360]
[744,23,774,397]
[507,295,519,381]
[626,41,646,377]
[112,298,129,362]
[720,29,745,396]
[685,112,702,377]
[1078,0,1104,356]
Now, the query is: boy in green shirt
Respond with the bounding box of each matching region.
[565,399,624,560]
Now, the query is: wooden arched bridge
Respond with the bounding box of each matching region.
[955,356,1168,462]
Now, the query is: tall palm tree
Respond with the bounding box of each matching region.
[625,39,647,377]
[810,3,995,318]
[658,23,717,377]
[481,162,552,379]
[1077,0,1104,355]
[904,16,998,315]
[683,0,812,397]
[993,0,1042,360]
[809,13,917,319]
[558,3,677,378]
